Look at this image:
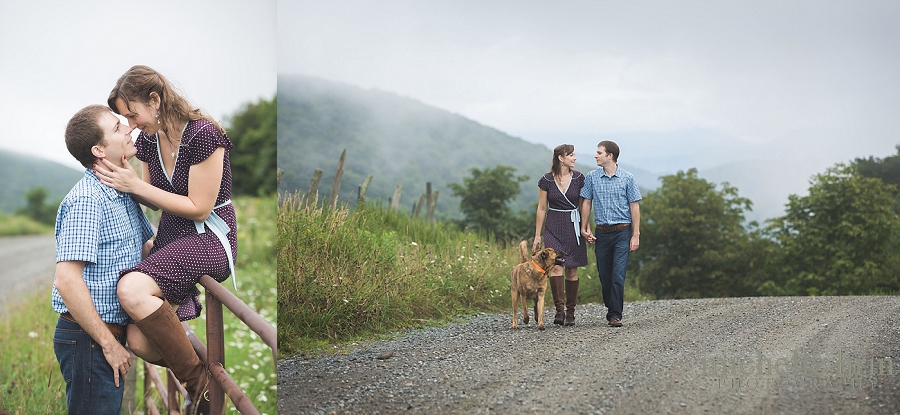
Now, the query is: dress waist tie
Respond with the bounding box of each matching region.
[548,207,581,245]
[194,200,237,290]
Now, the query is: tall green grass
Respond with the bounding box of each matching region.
[0,212,52,236]
[278,195,518,356]
[0,196,276,415]
[0,289,65,414]
[277,194,651,357]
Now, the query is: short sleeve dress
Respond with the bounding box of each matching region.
[538,171,588,268]
[120,119,238,321]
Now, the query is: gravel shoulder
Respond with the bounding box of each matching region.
[278,296,900,414]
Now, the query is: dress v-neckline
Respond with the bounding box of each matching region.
[154,121,190,185]
[555,173,572,195]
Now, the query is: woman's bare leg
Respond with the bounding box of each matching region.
[125,324,161,363]
[117,271,165,321]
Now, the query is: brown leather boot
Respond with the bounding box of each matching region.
[549,276,565,325]
[134,300,210,415]
[564,279,579,326]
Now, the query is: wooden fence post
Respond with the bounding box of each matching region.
[425,182,432,214]
[329,150,347,209]
[427,191,439,225]
[413,194,427,218]
[206,292,226,414]
[305,169,323,205]
[390,185,402,212]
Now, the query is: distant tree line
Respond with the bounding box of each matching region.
[16,187,58,226]
[451,146,900,298]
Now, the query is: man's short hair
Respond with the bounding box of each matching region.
[65,105,109,168]
[598,140,620,162]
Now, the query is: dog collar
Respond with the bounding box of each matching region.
[531,260,547,274]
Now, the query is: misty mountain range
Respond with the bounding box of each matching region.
[6,75,884,225]
[0,149,82,213]
[278,74,562,219]
[279,74,864,224]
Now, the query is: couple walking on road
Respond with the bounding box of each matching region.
[533,140,642,328]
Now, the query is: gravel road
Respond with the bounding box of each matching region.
[0,235,56,315]
[278,296,900,414]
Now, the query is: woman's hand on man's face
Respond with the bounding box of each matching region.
[94,156,141,193]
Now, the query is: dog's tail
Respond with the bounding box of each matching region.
[518,240,529,264]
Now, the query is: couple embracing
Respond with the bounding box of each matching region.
[52,65,237,415]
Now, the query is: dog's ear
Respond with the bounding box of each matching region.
[539,251,548,261]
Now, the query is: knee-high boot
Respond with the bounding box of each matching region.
[134,300,210,415]
[549,276,566,325]
[565,279,579,326]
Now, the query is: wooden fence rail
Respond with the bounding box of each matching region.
[138,275,276,414]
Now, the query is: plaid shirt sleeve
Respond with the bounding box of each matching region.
[56,194,101,264]
[580,170,596,200]
[626,174,642,203]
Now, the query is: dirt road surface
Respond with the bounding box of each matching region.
[278,296,900,414]
[0,235,56,315]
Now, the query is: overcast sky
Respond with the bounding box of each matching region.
[279,0,900,171]
[0,0,276,169]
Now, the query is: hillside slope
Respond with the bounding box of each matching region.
[277,75,610,219]
[0,149,83,213]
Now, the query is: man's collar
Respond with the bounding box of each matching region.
[601,164,619,177]
[85,169,126,200]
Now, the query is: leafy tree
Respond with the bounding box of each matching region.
[226,96,276,196]
[632,169,774,298]
[855,145,900,190]
[448,165,529,242]
[764,164,900,295]
[15,187,57,225]
[855,145,900,213]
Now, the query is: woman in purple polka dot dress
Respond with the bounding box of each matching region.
[94,65,235,414]
[533,144,588,327]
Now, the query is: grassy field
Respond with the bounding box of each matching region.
[0,195,276,415]
[277,194,649,358]
[0,212,52,236]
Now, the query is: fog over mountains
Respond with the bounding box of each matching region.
[277,74,894,225]
[0,149,82,213]
[529,126,877,224]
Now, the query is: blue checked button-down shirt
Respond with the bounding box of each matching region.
[580,166,642,226]
[52,170,155,324]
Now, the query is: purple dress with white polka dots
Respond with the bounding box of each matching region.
[120,119,237,321]
[538,171,588,268]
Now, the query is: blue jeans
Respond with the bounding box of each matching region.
[594,227,631,321]
[53,316,126,415]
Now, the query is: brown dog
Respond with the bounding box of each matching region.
[510,240,564,330]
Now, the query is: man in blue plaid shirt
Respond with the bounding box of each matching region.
[579,140,641,328]
[51,105,155,414]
